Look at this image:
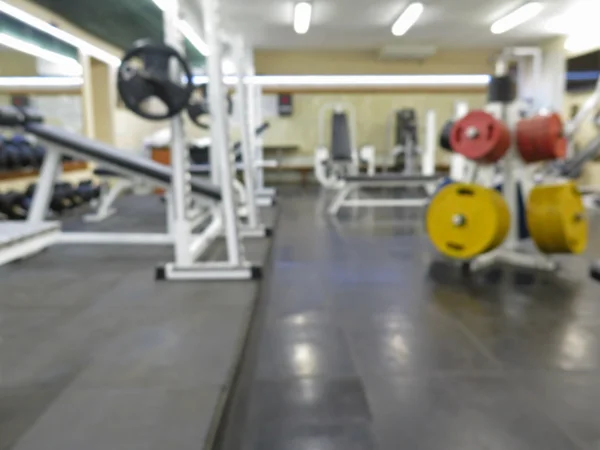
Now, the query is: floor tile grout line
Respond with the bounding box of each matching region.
[441,307,505,369]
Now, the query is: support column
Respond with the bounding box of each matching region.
[539,37,567,112]
[234,37,259,229]
[203,0,243,266]
[163,0,194,266]
[79,53,116,144]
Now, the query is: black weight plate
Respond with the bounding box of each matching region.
[188,101,210,129]
[117,39,194,121]
[439,120,455,152]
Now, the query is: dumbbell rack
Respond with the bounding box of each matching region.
[0,161,88,182]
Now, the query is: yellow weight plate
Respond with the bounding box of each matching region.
[426,183,510,260]
[527,182,588,254]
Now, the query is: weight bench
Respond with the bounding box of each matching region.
[0,106,268,281]
[328,173,444,215]
[83,168,135,223]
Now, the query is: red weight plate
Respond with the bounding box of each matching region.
[449,110,510,163]
[516,113,565,163]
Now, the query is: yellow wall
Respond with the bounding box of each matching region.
[255,50,495,75]
[0,51,37,76]
[262,91,487,166]
[253,50,492,166]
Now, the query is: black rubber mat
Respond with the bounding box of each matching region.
[0,195,272,450]
[216,188,600,450]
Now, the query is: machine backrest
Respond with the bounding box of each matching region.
[395,109,418,147]
[330,112,353,162]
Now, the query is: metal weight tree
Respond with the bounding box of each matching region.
[469,49,557,272]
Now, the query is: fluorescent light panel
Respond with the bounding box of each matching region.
[491,2,543,34]
[0,73,490,89]
[294,2,312,34]
[192,74,491,87]
[0,0,120,66]
[253,74,490,86]
[392,2,424,36]
[152,0,210,55]
[0,77,83,87]
[0,33,83,76]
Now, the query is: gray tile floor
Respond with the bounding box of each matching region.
[218,188,600,450]
[0,196,271,450]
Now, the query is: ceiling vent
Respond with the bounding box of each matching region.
[378,45,438,61]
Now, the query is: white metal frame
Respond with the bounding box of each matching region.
[232,36,271,237]
[246,57,277,205]
[0,0,268,280]
[328,109,441,215]
[83,177,133,223]
[0,222,59,266]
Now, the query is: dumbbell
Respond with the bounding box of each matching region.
[31,145,46,167]
[26,184,73,213]
[76,180,101,202]
[0,191,28,220]
[56,182,85,206]
[0,143,21,170]
[10,136,35,168]
[439,120,454,152]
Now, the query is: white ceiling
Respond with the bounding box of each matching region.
[219,0,592,50]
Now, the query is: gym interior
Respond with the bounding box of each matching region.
[0,0,600,449]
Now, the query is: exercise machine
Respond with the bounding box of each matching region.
[314,103,375,188]
[387,108,420,173]
[86,123,273,223]
[328,109,444,215]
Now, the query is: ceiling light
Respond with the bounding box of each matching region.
[152,0,210,55]
[491,2,543,34]
[392,2,424,36]
[0,33,83,76]
[0,1,120,66]
[0,76,83,88]
[252,74,491,87]
[564,35,600,54]
[294,2,312,35]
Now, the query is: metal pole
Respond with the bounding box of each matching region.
[202,0,243,265]
[494,62,518,249]
[27,147,61,223]
[163,0,193,265]
[234,37,259,229]
[245,49,260,186]
[423,110,436,176]
[450,101,469,181]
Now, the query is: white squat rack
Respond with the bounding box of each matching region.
[11,0,267,281]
